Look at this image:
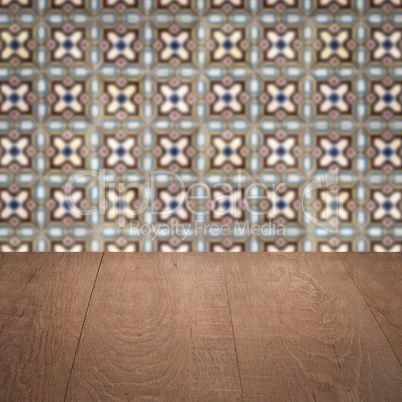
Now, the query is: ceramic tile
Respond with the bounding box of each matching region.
[0,0,401,251]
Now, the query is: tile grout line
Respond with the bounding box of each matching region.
[222,253,244,402]
[336,253,402,368]
[63,252,105,401]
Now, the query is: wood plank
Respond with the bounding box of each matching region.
[0,252,50,293]
[175,253,242,400]
[0,253,50,328]
[338,252,402,364]
[0,252,103,401]
[66,253,242,401]
[225,253,402,401]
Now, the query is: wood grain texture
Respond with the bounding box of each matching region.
[224,253,402,401]
[66,253,242,401]
[338,252,402,364]
[0,252,103,401]
[0,252,50,295]
[0,253,49,329]
[1,253,401,401]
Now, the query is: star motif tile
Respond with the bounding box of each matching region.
[0,0,401,251]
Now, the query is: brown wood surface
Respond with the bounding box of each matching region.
[224,253,402,401]
[0,252,401,401]
[0,252,103,401]
[338,252,402,364]
[66,253,242,401]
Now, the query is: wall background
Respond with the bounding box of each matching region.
[0,0,401,251]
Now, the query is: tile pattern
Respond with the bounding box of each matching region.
[0,0,401,251]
